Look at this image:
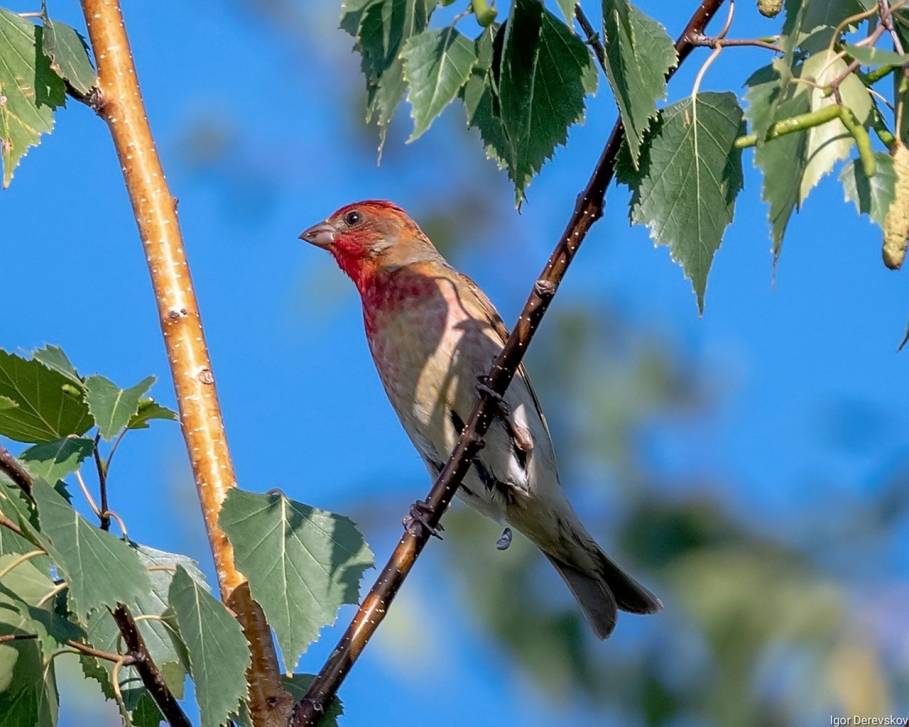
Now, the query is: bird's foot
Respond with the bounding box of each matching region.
[496,527,512,551]
[476,376,507,410]
[403,499,444,540]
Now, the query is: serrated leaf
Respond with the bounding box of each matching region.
[461,26,510,170]
[745,63,811,254]
[841,152,897,228]
[601,0,677,167]
[0,350,93,444]
[403,27,476,140]
[84,375,155,440]
[282,674,343,726]
[556,0,577,22]
[800,50,872,202]
[0,479,40,556]
[41,18,95,96]
[132,544,207,686]
[220,489,374,673]
[340,0,376,36]
[844,43,909,68]
[130,692,163,727]
[31,346,81,386]
[168,566,250,727]
[618,92,744,312]
[32,479,150,619]
[127,399,177,430]
[0,10,65,188]
[356,0,436,151]
[19,438,93,484]
[499,0,596,202]
[0,556,62,727]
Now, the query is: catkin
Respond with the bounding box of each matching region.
[758,0,783,17]
[883,142,909,270]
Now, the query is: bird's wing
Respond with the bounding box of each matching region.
[452,271,554,443]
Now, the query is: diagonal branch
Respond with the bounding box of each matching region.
[76,1,290,723]
[0,445,189,727]
[291,1,728,724]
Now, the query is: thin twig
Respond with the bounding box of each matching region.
[0,633,38,643]
[687,33,782,52]
[574,4,606,73]
[93,434,110,531]
[291,1,729,724]
[74,468,102,519]
[77,0,289,720]
[0,513,24,537]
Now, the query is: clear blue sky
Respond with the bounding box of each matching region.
[3,1,907,725]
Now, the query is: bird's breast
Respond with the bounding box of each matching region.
[362,271,502,439]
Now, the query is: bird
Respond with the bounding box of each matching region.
[300,200,661,638]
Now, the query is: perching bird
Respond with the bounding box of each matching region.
[300,200,661,638]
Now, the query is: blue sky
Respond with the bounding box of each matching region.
[2,1,908,724]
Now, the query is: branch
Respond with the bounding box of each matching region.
[0,444,190,727]
[76,0,289,721]
[0,446,32,496]
[291,1,728,724]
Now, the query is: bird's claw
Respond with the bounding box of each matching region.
[403,500,444,540]
[477,375,508,406]
[496,526,512,551]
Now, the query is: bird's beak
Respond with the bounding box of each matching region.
[299,221,337,249]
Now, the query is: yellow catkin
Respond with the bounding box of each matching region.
[758,0,783,18]
[883,142,909,269]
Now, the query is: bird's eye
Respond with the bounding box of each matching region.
[344,210,362,226]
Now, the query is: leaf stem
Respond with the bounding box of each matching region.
[290,1,730,724]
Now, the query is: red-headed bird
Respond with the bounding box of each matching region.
[300,200,660,638]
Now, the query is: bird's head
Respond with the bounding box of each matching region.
[300,200,441,290]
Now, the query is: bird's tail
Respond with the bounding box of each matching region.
[544,539,661,639]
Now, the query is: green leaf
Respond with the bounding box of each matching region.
[32,479,150,619]
[127,399,177,430]
[84,375,155,440]
[168,566,250,727]
[31,346,81,385]
[0,350,93,444]
[556,0,577,22]
[744,63,811,255]
[844,43,909,68]
[0,479,40,556]
[841,152,897,228]
[130,692,163,727]
[618,92,744,312]
[498,0,597,202]
[220,489,374,673]
[403,27,476,140]
[133,545,207,685]
[355,0,436,152]
[282,674,343,726]
[601,0,677,167]
[41,18,95,96]
[799,50,872,201]
[340,0,376,35]
[461,26,510,171]
[0,556,60,727]
[0,10,65,188]
[19,438,94,484]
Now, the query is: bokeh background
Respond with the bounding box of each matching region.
[3,1,909,725]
